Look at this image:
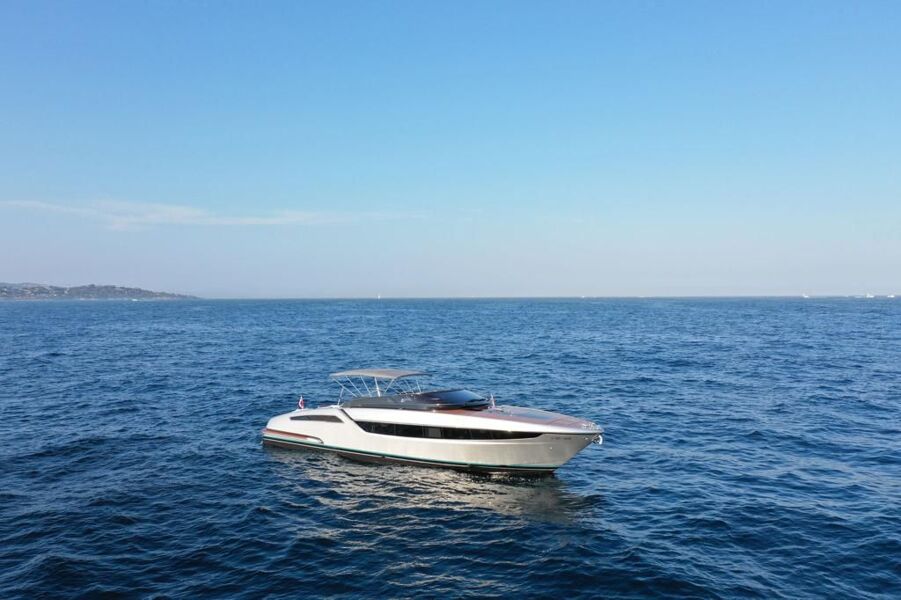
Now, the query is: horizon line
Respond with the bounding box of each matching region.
[141,293,901,300]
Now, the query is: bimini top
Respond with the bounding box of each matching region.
[329,368,427,380]
[330,368,428,399]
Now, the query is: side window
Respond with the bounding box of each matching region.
[372,422,396,436]
[358,421,540,439]
[291,415,343,423]
[395,424,424,437]
[440,427,471,440]
[469,429,493,440]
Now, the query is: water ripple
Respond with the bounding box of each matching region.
[1,298,899,598]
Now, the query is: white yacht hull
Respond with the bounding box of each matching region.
[262,406,601,474]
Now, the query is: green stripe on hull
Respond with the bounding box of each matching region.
[262,433,560,471]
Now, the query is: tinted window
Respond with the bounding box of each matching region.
[440,427,470,439]
[368,422,395,435]
[291,415,343,423]
[357,421,540,440]
[395,424,424,437]
[424,389,485,402]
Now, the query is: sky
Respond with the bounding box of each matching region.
[1,1,899,298]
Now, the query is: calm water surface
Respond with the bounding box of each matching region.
[1,299,899,598]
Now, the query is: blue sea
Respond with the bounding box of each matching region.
[1,298,899,598]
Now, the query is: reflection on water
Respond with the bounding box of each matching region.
[265,446,601,524]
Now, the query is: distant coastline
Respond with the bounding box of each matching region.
[0,282,196,301]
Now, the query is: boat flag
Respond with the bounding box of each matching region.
[297,395,304,410]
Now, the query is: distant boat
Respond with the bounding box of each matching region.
[889,294,896,299]
[801,294,810,299]
[865,293,875,299]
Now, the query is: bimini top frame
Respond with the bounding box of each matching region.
[329,368,427,400]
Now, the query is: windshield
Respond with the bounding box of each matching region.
[339,388,489,410]
[417,389,485,403]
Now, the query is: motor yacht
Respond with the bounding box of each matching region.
[262,368,603,474]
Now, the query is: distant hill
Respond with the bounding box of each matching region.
[0,282,196,300]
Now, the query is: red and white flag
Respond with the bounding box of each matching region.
[297,395,305,410]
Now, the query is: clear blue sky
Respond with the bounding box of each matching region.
[1,1,899,297]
